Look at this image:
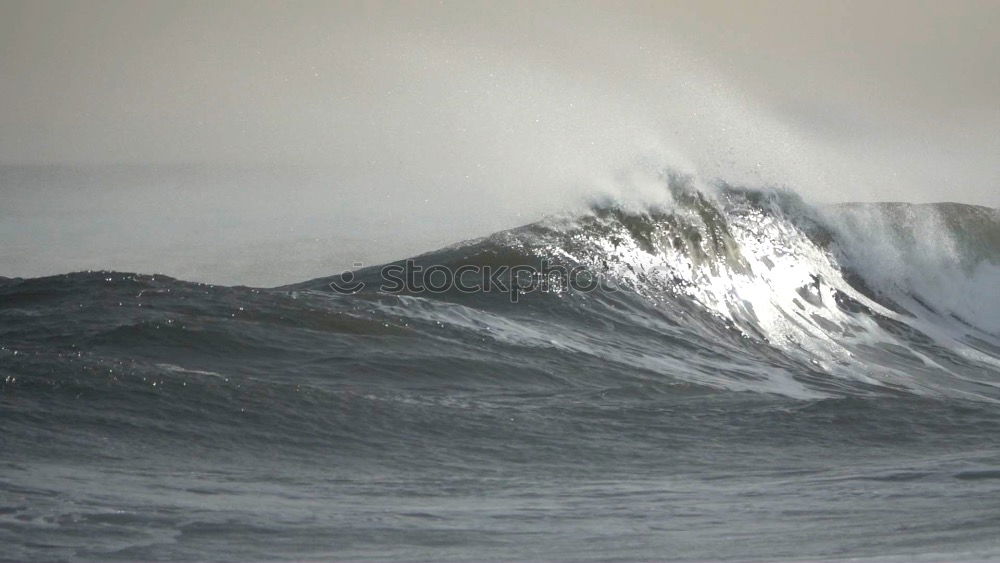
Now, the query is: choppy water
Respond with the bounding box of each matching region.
[3,181,1000,561]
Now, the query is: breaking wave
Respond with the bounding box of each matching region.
[289,175,1000,400]
[3,173,1000,562]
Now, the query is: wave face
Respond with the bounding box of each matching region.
[3,180,1000,562]
[294,180,1000,400]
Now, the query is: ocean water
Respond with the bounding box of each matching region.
[2,181,1000,561]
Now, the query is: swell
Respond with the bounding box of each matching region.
[291,177,1000,399]
[3,182,1000,563]
[2,179,1000,411]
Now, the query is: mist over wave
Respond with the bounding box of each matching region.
[4,2,997,286]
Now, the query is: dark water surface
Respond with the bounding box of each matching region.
[3,191,1000,561]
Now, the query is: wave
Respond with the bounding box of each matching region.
[289,175,1000,399]
[4,176,1000,562]
[3,176,1000,406]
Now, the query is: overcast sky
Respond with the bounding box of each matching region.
[1,0,997,284]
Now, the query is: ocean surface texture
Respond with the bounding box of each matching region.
[3,183,1000,562]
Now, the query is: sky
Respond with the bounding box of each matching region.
[1,0,998,285]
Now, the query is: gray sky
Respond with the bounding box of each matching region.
[1,0,998,284]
